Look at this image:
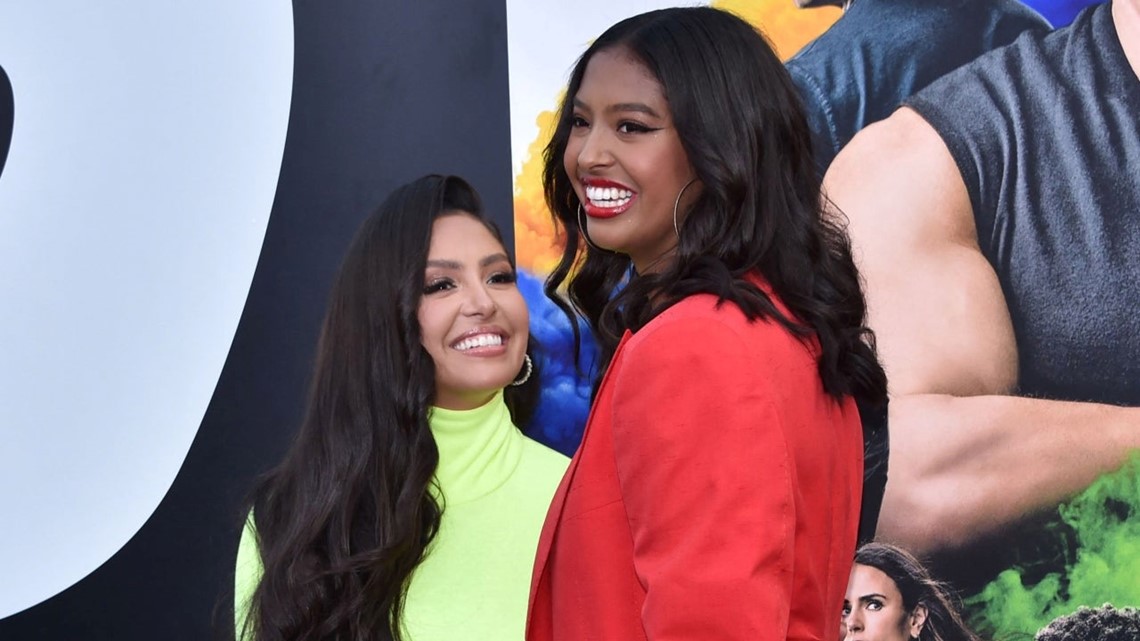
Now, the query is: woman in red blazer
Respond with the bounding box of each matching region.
[528,7,888,641]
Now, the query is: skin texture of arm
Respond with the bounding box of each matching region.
[824,107,1140,554]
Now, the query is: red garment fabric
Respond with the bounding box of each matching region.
[527,286,863,641]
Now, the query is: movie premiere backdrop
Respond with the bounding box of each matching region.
[0,1,1126,639]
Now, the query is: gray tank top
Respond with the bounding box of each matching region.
[907,2,1140,406]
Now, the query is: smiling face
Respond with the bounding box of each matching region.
[564,47,700,273]
[417,213,529,411]
[843,564,926,641]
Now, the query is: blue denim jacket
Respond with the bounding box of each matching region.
[786,0,1050,174]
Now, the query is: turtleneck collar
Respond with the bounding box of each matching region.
[428,391,523,506]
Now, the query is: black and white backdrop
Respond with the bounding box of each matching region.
[0,2,514,638]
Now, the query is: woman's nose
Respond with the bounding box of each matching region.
[577,128,612,170]
[460,284,495,317]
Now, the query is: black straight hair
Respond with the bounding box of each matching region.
[241,175,538,641]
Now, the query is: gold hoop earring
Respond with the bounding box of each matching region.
[577,203,608,253]
[673,179,697,239]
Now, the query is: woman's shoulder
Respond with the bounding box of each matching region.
[622,302,753,373]
[636,287,783,342]
[628,288,811,366]
[517,436,570,479]
[506,436,569,505]
[519,434,570,463]
[642,292,748,334]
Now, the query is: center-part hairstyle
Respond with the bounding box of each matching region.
[542,7,886,405]
[242,175,538,641]
[854,543,983,641]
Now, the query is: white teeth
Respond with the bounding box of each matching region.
[584,185,634,204]
[589,196,632,209]
[454,334,504,351]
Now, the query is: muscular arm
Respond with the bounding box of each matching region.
[824,108,1140,554]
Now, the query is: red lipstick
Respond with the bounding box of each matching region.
[580,177,637,219]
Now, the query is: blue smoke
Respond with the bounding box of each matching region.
[1023,0,1098,27]
[518,269,596,456]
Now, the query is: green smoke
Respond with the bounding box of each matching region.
[969,454,1140,637]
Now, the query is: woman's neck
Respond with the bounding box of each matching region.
[428,391,523,505]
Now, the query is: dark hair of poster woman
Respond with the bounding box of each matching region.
[844,543,982,641]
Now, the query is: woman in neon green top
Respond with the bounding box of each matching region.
[234,175,568,641]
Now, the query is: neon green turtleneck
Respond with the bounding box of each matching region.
[233,391,568,640]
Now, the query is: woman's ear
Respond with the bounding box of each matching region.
[908,604,928,639]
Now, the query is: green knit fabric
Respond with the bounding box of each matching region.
[234,391,568,640]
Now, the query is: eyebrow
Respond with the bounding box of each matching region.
[857,593,888,603]
[572,97,662,119]
[425,253,511,270]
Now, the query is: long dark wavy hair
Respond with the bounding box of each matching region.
[543,7,886,405]
[854,543,983,641]
[241,175,539,641]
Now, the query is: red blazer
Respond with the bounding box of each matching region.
[527,287,863,641]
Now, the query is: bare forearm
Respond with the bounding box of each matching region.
[878,393,1140,554]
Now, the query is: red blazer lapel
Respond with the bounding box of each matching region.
[526,330,633,632]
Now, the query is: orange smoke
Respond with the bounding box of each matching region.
[512,2,840,274]
[515,106,564,276]
[714,0,841,60]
